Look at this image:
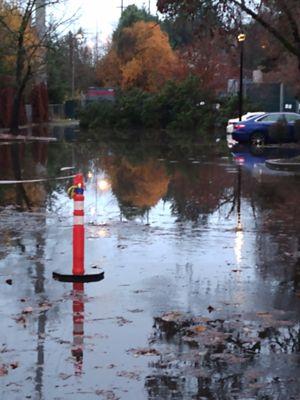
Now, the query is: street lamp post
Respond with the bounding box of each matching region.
[237,33,246,121]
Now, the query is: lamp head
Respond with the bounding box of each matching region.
[238,33,246,42]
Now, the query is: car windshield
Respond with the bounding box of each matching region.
[245,112,265,119]
[285,113,300,122]
[245,114,262,121]
[258,113,285,123]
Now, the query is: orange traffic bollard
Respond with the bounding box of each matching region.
[72,175,85,275]
[53,174,104,283]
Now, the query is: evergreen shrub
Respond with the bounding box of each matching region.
[79,76,216,134]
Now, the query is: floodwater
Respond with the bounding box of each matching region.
[1,130,300,400]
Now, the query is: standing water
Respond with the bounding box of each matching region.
[1,135,300,399]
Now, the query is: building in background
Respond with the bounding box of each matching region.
[228,70,299,113]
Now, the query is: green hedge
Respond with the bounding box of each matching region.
[79,76,216,134]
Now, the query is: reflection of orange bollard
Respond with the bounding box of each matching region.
[53,173,104,283]
[72,282,84,375]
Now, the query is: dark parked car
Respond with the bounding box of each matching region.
[231,112,300,145]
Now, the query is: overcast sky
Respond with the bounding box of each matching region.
[54,0,159,42]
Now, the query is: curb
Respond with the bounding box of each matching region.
[265,159,300,172]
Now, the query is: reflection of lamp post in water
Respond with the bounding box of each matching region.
[96,177,111,226]
[236,163,242,232]
[88,172,111,225]
[235,164,244,265]
[237,33,246,121]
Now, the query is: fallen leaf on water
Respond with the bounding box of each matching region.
[133,289,149,294]
[193,325,207,333]
[0,364,8,376]
[14,315,27,326]
[192,317,211,324]
[249,382,268,389]
[59,372,72,380]
[272,320,294,327]
[116,317,132,326]
[257,312,271,317]
[116,370,140,380]
[161,311,183,322]
[22,307,33,314]
[38,302,52,312]
[95,389,120,399]
[244,369,262,381]
[182,335,198,344]
[210,353,246,364]
[128,348,160,357]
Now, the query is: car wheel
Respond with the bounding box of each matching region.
[250,132,265,146]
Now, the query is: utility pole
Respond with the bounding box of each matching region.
[279,82,284,112]
[36,0,46,37]
[35,0,47,83]
[117,0,124,15]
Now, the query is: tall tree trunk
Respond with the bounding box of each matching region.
[10,65,31,135]
[10,10,28,135]
[10,92,22,135]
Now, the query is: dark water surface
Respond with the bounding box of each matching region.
[1,134,300,399]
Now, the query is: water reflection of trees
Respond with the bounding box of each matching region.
[0,142,50,209]
[242,169,300,288]
[166,162,235,223]
[0,137,85,396]
[97,145,236,221]
[32,230,47,398]
[145,314,300,399]
[0,140,76,210]
[101,156,170,219]
[1,137,235,219]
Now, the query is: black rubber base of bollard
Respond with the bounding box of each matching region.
[52,271,104,283]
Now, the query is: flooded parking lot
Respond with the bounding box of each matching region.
[1,135,300,399]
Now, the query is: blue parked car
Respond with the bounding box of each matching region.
[231,112,300,145]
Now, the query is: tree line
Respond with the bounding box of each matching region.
[81,1,300,132]
[1,0,300,134]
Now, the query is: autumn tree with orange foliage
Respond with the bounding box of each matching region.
[96,21,185,92]
[0,0,67,133]
[120,21,182,91]
[95,43,122,88]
